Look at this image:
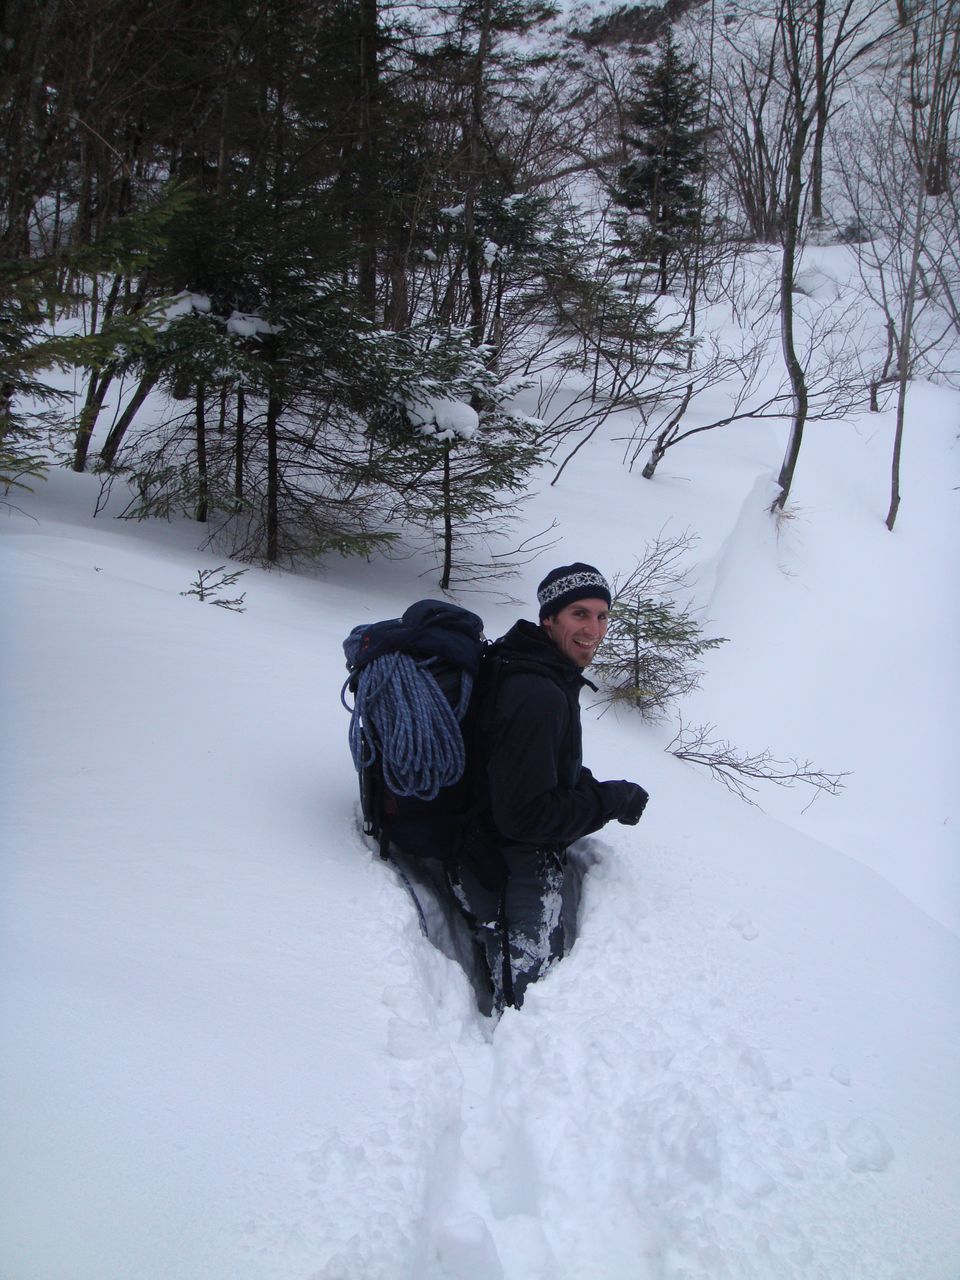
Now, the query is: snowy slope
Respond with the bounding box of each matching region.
[2,398,959,1280]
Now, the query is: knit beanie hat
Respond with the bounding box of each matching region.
[537,562,611,621]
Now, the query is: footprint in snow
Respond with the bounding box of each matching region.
[434,1213,504,1280]
[838,1118,894,1172]
[729,911,760,941]
[733,1156,777,1204]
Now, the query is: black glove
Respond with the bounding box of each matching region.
[601,780,649,825]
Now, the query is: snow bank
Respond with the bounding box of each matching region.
[2,462,958,1280]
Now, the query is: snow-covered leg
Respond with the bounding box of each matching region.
[501,849,567,1007]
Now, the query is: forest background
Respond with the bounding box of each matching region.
[3,0,958,585]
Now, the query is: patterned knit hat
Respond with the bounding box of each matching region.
[537,562,611,621]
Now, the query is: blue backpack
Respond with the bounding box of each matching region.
[342,599,488,860]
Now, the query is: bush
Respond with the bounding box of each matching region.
[593,531,726,718]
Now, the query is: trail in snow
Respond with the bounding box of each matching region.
[298,819,960,1280]
[3,396,959,1280]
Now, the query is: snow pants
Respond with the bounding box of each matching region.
[448,845,579,1011]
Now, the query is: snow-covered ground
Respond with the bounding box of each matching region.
[3,263,960,1277]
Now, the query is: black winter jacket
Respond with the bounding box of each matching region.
[480,620,619,855]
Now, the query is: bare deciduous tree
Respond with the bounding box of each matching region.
[716,0,896,512]
[838,0,960,527]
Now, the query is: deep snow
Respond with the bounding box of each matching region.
[3,254,960,1278]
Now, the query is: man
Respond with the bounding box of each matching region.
[450,562,649,1010]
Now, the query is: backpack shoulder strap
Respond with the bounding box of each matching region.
[459,646,505,821]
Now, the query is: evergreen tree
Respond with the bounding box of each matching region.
[1,0,691,578]
[114,222,396,565]
[1,198,190,491]
[591,533,727,719]
[612,33,710,295]
[364,324,541,588]
[0,257,71,490]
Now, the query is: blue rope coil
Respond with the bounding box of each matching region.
[342,653,472,800]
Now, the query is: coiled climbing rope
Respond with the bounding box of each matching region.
[342,652,472,800]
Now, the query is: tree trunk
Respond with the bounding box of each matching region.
[772,189,810,510]
[195,384,208,523]
[464,0,494,348]
[465,204,485,345]
[643,0,714,481]
[73,368,114,472]
[356,0,380,319]
[771,38,811,513]
[887,0,957,528]
[869,319,897,412]
[385,256,409,330]
[886,155,929,530]
[234,385,245,510]
[642,383,694,479]
[98,370,158,468]
[266,379,281,562]
[1,0,62,253]
[440,442,453,591]
[885,387,906,531]
[809,0,828,224]
[642,439,667,480]
[72,273,123,471]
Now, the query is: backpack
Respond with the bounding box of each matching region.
[341,599,490,861]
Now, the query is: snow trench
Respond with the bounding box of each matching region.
[297,830,958,1280]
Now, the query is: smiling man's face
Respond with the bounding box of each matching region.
[541,598,610,668]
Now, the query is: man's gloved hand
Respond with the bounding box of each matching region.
[601,780,649,825]
[617,782,649,824]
